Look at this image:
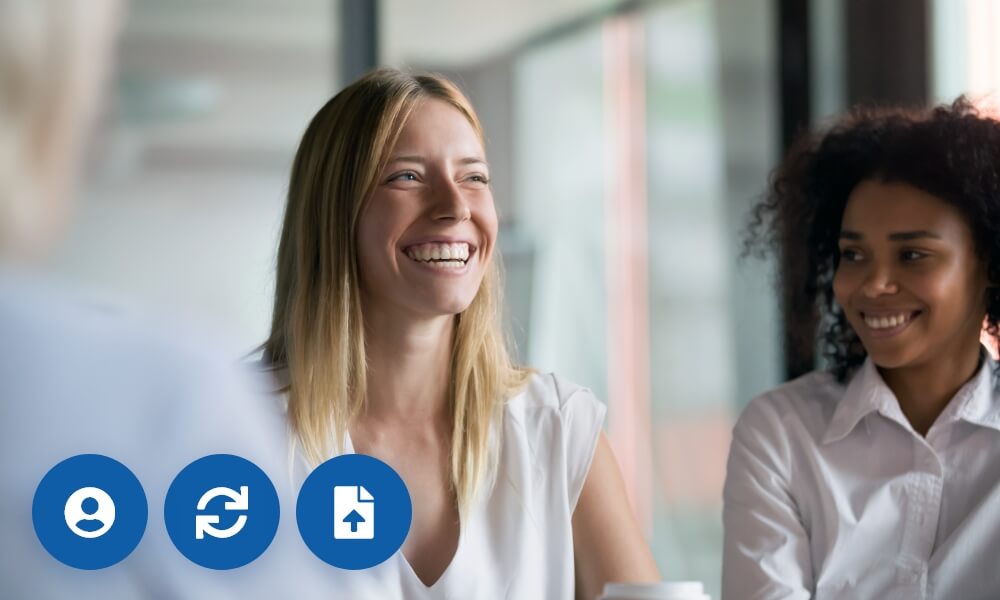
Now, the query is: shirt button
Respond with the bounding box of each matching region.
[904,565,925,583]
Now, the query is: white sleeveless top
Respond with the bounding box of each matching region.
[260,369,606,600]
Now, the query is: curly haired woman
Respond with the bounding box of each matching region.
[723,98,1000,600]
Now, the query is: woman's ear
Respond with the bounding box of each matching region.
[983,284,1000,360]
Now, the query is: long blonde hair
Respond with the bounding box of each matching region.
[263,68,531,510]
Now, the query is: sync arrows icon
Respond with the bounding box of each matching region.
[195,486,248,540]
[165,455,279,569]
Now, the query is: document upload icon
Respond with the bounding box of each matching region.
[333,486,374,539]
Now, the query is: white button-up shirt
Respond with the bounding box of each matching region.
[723,354,1000,600]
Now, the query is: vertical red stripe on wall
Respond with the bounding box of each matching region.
[602,14,653,536]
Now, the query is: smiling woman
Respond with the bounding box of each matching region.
[833,180,990,435]
[723,98,1000,599]
[256,69,659,599]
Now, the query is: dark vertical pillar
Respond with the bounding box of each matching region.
[777,0,814,379]
[845,0,928,107]
[778,0,811,152]
[340,0,379,86]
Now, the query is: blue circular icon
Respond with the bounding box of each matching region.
[297,453,412,570]
[164,454,279,570]
[32,454,148,570]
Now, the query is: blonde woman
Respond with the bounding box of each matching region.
[260,68,660,599]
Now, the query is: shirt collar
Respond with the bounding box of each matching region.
[949,354,1000,430]
[823,358,892,445]
[822,352,1000,445]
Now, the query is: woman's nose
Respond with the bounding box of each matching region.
[860,264,899,297]
[431,179,472,222]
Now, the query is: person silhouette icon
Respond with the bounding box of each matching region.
[64,487,115,538]
[75,497,105,533]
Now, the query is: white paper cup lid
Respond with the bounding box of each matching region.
[599,581,709,600]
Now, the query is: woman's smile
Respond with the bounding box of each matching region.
[857,309,923,339]
[401,241,477,275]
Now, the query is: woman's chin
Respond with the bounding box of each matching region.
[865,345,923,371]
[434,299,476,317]
[406,295,477,319]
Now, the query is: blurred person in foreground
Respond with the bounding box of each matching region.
[254,68,661,599]
[724,98,1000,599]
[0,1,332,597]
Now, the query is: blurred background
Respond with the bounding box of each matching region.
[46,0,999,596]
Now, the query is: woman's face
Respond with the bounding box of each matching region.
[833,179,988,370]
[357,98,497,319]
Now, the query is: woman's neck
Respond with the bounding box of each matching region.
[879,342,983,436]
[362,304,455,426]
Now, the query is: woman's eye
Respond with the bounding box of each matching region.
[466,174,490,185]
[387,171,419,183]
[839,248,863,262]
[900,249,926,262]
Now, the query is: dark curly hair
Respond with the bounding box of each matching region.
[746,97,1000,382]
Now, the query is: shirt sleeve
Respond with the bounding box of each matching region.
[722,395,813,600]
[559,384,608,511]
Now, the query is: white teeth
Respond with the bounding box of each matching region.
[864,313,912,330]
[405,242,471,265]
[431,260,466,269]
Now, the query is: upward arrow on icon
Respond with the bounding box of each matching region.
[342,509,365,533]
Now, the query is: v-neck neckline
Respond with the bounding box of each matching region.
[399,523,465,591]
[343,430,465,591]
